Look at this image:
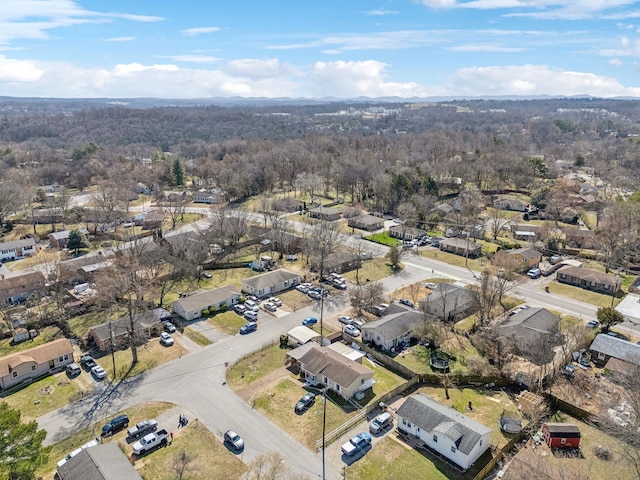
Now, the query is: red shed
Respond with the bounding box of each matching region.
[542,422,581,449]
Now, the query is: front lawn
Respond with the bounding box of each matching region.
[207,310,246,335]
[342,257,396,284]
[419,249,486,271]
[226,343,289,388]
[364,231,401,247]
[548,280,624,308]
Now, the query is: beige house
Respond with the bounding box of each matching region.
[347,214,383,231]
[296,345,373,399]
[172,285,241,321]
[241,269,301,298]
[438,238,482,258]
[88,308,171,351]
[308,206,341,221]
[0,271,47,305]
[494,248,542,272]
[0,338,74,390]
[556,266,620,294]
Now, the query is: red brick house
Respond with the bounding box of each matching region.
[542,423,581,449]
[556,266,620,294]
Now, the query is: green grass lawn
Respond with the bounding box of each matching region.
[342,257,396,284]
[227,343,289,388]
[348,436,455,480]
[0,326,64,356]
[183,327,212,346]
[548,280,624,308]
[207,310,245,336]
[362,358,406,406]
[364,231,401,247]
[419,249,486,271]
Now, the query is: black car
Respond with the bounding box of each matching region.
[295,393,316,413]
[399,298,414,308]
[101,414,129,436]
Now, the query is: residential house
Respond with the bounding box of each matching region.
[265,230,305,254]
[347,214,384,231]
[589,334,640,372]
[308,206,341,221]
[0,238,37,262]
[438,238,482,258]
[396,394,492,471]
[296,345,373,399]
[172,285,241,321]
[310,251,359,275]
[48,229,89,249]
[241,268,301,298]
[0,338,74,390]
[493,197,528,212]
[361,305,428,352]
[563,228,596,249]
[542,423,581,449]
[286,326,321,348]
[420,283,477,322]
[142,210,165,230]
[389,225,428,241]
[58,254,110,286]
[193,187,225,204]
[0,271,47,305]
[511,224,541,242]
[56,442,143,480]
[556,266,620,294]
[273,197,305,212]
[88,308,171,351]
[494,248,542,273]
[495,308,562,364]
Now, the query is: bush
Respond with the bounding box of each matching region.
[201,309,210,316]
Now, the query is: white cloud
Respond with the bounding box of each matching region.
[113,63,180,77]
[448,44,526,52]
[0,55,43,82]
[103,36,135,42]
[444,64,640,97]
[421,0,458,8]
[225,58,289,80]
[609,58,623,65]
[181,26,221,37]
[364,9,400,16]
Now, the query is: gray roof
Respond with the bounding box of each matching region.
[0,237,37,250]
[90,308,171,342]
[439,237,481,250]
[242,269,300,290]
[298,345,372,388]
[497,307,559,334]
[557,266,617,286]
[590,334,640,366]
[173,285,240,312]
[49,230,71,240]
[349,214,383,226]
[362,307,426,340]
[58,443,143,480]
[509,248,542,260]
[396,394,492,455]
[420,283,476,314]
[309,205,341,215]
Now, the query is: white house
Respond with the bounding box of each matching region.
[396,394,492,471]
[0,338,74,390]
[361,305,425,352]
[172,285,241,321]
[193,187,225,204]
[0,238,37,262]
[241,268,301,298]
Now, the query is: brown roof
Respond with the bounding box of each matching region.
[0,271,46,300]
[558,266,617,286]
[299,345,372,388]
[0,338,73,377]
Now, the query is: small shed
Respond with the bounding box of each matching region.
[287,326,321,347]
[542,423,581,449]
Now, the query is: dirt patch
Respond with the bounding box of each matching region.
[235,366,291,402]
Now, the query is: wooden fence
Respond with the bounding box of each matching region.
[473,429,527,480]
[315,409,367,452]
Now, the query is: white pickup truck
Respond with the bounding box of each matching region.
[132,429,169,455]
[127,419,157,438]
[341,432,371,456]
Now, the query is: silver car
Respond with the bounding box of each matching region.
[224,430,244,451]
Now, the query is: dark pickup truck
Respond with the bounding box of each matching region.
[80,354,97,369]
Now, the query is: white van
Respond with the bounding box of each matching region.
[370,412,393,434]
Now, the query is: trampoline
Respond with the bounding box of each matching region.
[429,356,450,373]
[499,412,523,434]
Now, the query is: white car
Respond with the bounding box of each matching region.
[263,301,277,312]
[271,297,282,307]
[160,332,174,346]
[338,315,354,325]
[424,282,437,289]
[91,365,107,379]
[344,325,360,337]
[244,300,259,312]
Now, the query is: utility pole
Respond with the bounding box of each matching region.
[108,321,116,376]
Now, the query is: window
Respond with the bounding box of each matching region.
[32,365,36,371]
[433,435,438,443]
[12,371,18,377]
[480,440,483,446]
[561,438,567,444]
[336,384,340,392]
[58,356,63,362]
[451,446,456,453]
[598,352,605,360]
[402,419,407,426]
[64,354,69,360]
[416,427,420,433]
[323,377,328,384]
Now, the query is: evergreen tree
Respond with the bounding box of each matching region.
[172,158,185,186]
[0,402,50,480]
[67,229,88,255]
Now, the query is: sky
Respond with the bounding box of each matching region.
[2,0,640,99]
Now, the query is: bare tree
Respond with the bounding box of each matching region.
[171,449,198,480]
[487,207,514,241]
[163,192,187,230]
[239,451,311,480]
[0,180,24,226]
[385,244,403,271]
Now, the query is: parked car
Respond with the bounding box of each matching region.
[91,365,107,379]
[586,320,600,328]
[295,392,316,413]
[244,310,258,321]
[239,321,257,334]
[271,297,282,307]
[234,304,247,315]
[308,290,321,300]
[244,300,259,312]
[224,430,244,451]
[341,432,371,456]
[66,363,81,377]
[333,280,347,290]
[343,325,361,337]
[424,282,437,289]
[263,301,277,312]
[163,322,177,333]
[132,429,169,455]
[338,315,354,325]
[296,284,310,293]
[370,412,393,434]
[127,419,158,438]
[80,354,97,369]
[302,317,318,326]
[101,414,129,436]
[399,298,414,308]
[160,332,174,346]
[246,295,258,302]
[202,272,213,278]
[527,268,542,279]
